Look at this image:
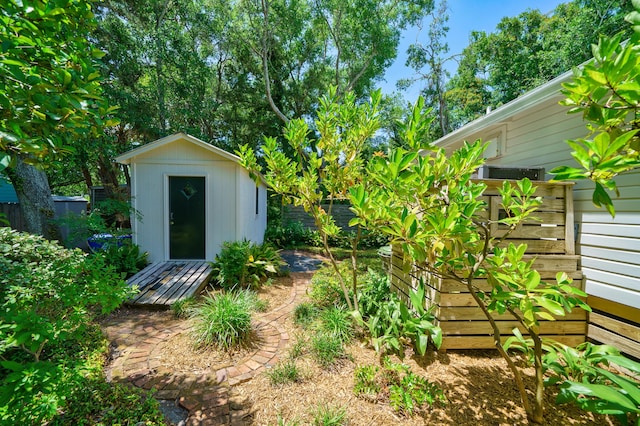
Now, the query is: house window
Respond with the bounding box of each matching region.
[255,186,259,215]
[484,126,506,159]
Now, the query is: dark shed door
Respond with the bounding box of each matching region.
[169,176,206,259]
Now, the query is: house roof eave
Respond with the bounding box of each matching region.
[434,68,576,150]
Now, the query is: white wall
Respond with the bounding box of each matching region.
[445,97,640,310]
[234,168,267,245]
[128,138,261,263]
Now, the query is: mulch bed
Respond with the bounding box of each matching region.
[102,273,616,425]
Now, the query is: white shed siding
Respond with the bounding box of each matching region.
[118,134,267,263]
[132,160,237,263]
[233,168,267,244]
[436,85,640,311]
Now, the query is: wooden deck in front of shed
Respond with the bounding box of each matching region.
[127,261,212,306]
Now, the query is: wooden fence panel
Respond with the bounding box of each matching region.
[390,180,585,350]
[0,203,26,231]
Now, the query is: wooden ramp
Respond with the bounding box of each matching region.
[127,261,212,306]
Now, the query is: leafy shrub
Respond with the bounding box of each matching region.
[309,264,352,307]
[211,240,285,289]
[49,378,165,425]
[0,228,133,424]
[188,290,254,350]
[358,273,442,357]
[544,342,640,424]
[267,359,302,386]
[265,221,388,250]
[311,333,348,369]
[384,358,446,416]
[318,306,354,343]
[353,365,380,398]
[312,403,347,426]
[92,239,148,278]
[265,221,321,248]
[352,359,445,415]
[358,229,390,249]
[358,270,392,319]
[56,199,141,248]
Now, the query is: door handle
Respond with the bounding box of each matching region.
[170,212,175,225]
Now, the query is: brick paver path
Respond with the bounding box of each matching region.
[103,271,313,426]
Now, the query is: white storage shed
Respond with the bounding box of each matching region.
[115,133,267,263]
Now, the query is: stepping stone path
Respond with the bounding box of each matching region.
[103,251,324,426]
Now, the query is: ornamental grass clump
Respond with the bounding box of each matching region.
[189,290,254,350]
[318,306,354,343]
[311,332,348,369]
[266,359,302,386]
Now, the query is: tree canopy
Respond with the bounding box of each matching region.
[439,0,634,130]
[0,0,115,171]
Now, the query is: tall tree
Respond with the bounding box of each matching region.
[233,0,434,123]
[445,0,634,129]
[0,0,114,238]
[402,0,452,137]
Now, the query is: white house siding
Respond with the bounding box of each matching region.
[573,171,640,310]
[436,77,640,315]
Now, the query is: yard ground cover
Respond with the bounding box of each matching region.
[101,251,616,425]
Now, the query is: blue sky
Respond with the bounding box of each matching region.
[381,0,568,102]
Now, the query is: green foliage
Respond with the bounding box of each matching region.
[318,306,354,344]
[0,0,117,171]
[309,264,352,308]
[266,221,322,248]
[267,359,302,386]
[487,246,590,332]
[384,358,446,416]
[294,302,320,327]
[353,364,380,397]
[93,240,148,279]
[288,337,308,360]
[171,296,197,319]
[358,273,441,358]
[49,378,165,425]
[350,96,590,423]
[188,290,255,351]
[312,403,347,426]
[353,359,445,416]
[310,333,348,369]
[211,240,285,289]
[0,228,133,424]
[445,0,632,128]
[266,221,389,251]
[239,88,383,312]
[551,1,640,216]
[544,342,640,424]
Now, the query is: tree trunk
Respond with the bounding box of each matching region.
[6,158,62,241]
